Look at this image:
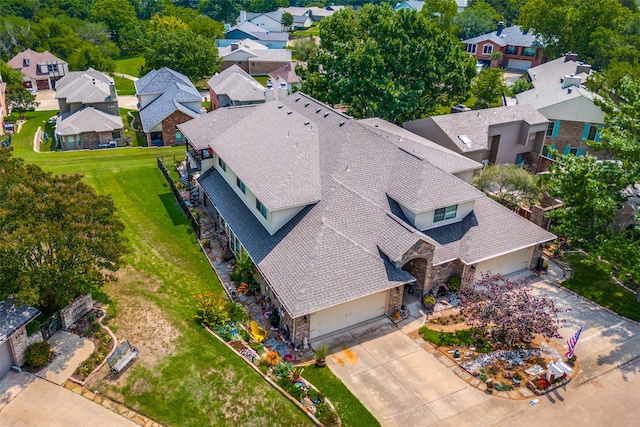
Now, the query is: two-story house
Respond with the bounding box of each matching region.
[219,21,289,49]
[402,104,549,171]
[178,93,554,343]
[135,68,203,147]
[208,65,267,109]
[218,39,292,75]
[462,24,546,70]
[8,49,68,91]
[53,69,124,150]
[515,53,606,162]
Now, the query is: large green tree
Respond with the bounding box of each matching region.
[89,0,139,44]
[472,164,542,210]
[421,0,458,30]
[471,67,507,109]
[0,149,128,313]
[454,0,501,40]
[6,87,38,119]
[300,5,476,123]
[143,28,220,81]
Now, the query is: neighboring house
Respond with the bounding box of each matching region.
[220,22,289,49]
[403,104,549,171]
[516,53,605,162]
[135,68,203,147]
[292,14,313,29]
[280,6,345,23]
[7,49,68,91]
[219,39,292,75]
[208,65,266,109]
[178,93,554,343]
[394,0,467,12]
[268,62,301,92]
[237,10,285,33]
[462,24,545,70]
[0,297,41,378]
[53,69,124,151]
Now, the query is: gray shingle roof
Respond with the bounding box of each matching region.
[207,65,265,103]
[405,104,548,153]
[0,298,40,344]
[226,22,289,42]
[135,68,202,132]
[54,69,114,104]
[463,25,539,48]
[178,105,257,150]
[56,107,123,136]
[192,93,555,318]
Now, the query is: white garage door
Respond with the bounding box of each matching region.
[0,341,13,378]
[475,246,534,280]
[310,291,388,339]
[508,59,533,70]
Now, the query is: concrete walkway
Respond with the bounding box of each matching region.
[37,331,95,385]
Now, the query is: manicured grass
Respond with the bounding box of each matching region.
[253,75,270,87]
[293,25,320,37]
[113,75,136,96]
[119,108,147,147]
[563,254,640,321]
[9,114,312,427]
[115,54,145,77]
[303,365,379,427]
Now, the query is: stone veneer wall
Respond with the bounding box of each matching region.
[425,260,464,294]
[528,244,544,269]
[399,240,435,296]
[9,327,30,366]
[386,286,403,316]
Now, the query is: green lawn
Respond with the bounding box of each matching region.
[303,365,380,427]
[253,75,270,87]
[115,54,145,77]
[563,254,640,321]
[113,75,136,96]
[119,108,147,147]
[292,25,320,37]
[8,112,312,427]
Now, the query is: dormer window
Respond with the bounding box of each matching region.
[218,157,227,171]
[236,177,246,194]
[256,199,267,218]
[434,205,457,222]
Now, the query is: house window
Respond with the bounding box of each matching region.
[522,47,536,57]
[236,177,246,194]
[505,45,518,55]
[515,153,525,165]
[542,144,556,158]
[434,205,457,222]
[586,124,598,141]
[47,64,58,73]
[482,44,493,54]
[67,135,75,148]
[466,43,477,54]
[256,199,267,218]
[546,121,560,138]
[218,157,227,171]
[568,147,579,155]
[175,131,183,144]
[112,131,121,139]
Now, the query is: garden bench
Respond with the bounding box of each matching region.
[107,340,138,375]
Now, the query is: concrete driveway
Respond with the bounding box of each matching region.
[319,269,640,426]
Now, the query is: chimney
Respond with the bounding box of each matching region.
[561,74,582,89]
[109,81,117,100]
[278,80,288,100]
[576,63,592,75]
[564,52,578,62]
[200,107,207,115]
[240,10,247,23]
[496,21,504,36]
[265,87,275,103]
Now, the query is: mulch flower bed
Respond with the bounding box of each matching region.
[22,351,58,374]
[68,309,114,381]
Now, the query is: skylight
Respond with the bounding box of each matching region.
[458,135,472,146]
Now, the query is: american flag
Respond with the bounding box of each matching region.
[565,326,583,359]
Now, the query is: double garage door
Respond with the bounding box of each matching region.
[0,340,13,378]
[474,246,534,280]
[508,59,533,70]
[309,290,389,339]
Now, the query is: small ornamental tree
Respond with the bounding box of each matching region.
[458,273,565,346]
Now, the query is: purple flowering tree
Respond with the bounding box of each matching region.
[458,273,565,347]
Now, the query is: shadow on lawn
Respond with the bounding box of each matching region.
[158,192,189,227]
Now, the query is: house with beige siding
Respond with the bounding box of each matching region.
[178,93,554,343]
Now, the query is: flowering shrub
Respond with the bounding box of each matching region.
[193,294,230,327]
[284,353,295,362]
[265,350,281,366]
[535,378,550,389]
[229,340,245,350]
[239,348,258,361]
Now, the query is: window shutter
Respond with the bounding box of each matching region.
[581,124,590,140]
[563,145,571,155]
[595,125,603,142]
[551,121,560,138]
[577,148,584,156]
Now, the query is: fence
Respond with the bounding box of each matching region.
[157,156,201,238]
[40,311,62,340]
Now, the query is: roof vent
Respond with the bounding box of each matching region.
[304,102,310,107]
[339,121,345,127]
[323,112,329,118]
[345,165,350,172]
[477,112,480,117]
[287,111,292,115]
[568,88,572,94]
[316,108,321,113]
[278,105,283,109]
[295,97,300,102]
[304,121,310,125]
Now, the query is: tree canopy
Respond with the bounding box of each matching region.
[471,67,506,109]
[0,149,128,313]
[454,0,501,40]
[472,164,541,210]
[300,4,476,124]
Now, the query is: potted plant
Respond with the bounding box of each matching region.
[202,238,211,249]
[512,371,522,386]
[314,344,329,367]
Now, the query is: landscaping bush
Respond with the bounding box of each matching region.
[248,340,265,354]
[212,324,233,341]
[26,320,41,336]
[238,329,251,342]
[448,274,461,292]
[194,294,231,327]
[227,302,249,325]
[276,376,304,400]
[274,362,293,378]
[24,341,51,369]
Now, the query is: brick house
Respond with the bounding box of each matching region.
[7,49,68,91]
[53,69,124,150]
[0,298,41,378]
[462,24,546,70]
[516,53,606,166]
[135,68,203,147]
[208,65,266,110]
[403,104,549,171]
[178,93,554,343]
